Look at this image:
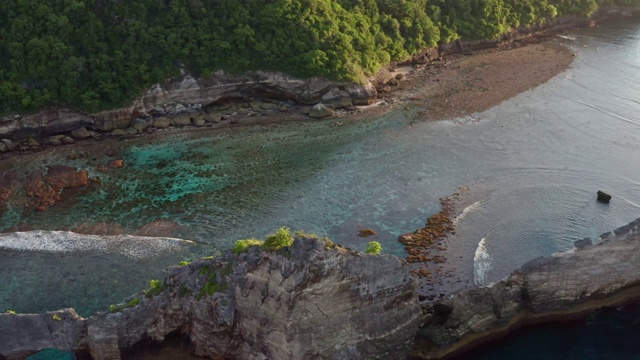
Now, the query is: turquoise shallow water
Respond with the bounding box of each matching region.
[0,18,640,357]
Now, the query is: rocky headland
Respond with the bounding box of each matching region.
[0,236,421,360]
[411,218,640,359]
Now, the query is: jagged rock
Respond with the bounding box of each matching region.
[308,103,333,118]
[322,87,353,109]
[0,237,420,360]
[597,190,612,203]
[152,117,171,128]
[412,218,640,359]
[71,127,91,139]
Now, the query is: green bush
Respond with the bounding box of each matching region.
[232,239,264,254]
[145,279,166,297]
[365,241,383,255]
[263,227,294,251]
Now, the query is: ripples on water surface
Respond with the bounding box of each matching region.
[1,19,640,349]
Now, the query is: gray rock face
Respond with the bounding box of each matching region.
[412,218,640,359]
[0,309,86,358]
[0,237,420,360]
[308,103,334,118]
[0,71,378,141]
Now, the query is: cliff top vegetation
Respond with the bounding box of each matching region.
[0,0,637,114]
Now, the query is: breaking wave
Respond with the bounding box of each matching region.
[473,236,493,286]
[453,200,483,226]
[0,231,195,259]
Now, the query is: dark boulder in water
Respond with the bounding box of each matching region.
[597,190,611,203]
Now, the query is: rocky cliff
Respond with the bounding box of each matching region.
[411,218,640,359]
[0,70,377,143]
[0,236,421,360]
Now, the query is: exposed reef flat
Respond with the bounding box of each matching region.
[412,218,640,359]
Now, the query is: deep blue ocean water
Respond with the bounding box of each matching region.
[1,17,640,359]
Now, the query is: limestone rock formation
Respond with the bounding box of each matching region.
[0,237,421,360]
[412,218,640,359]
[0,70,378,141]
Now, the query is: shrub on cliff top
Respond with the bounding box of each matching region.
[365,241,383,255]
[232,238,264,254]
[263,226,294,251]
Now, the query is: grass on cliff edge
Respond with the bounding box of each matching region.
[232,227,381,255]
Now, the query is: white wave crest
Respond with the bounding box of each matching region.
[473,237,493,286]
[453,200,483,225]
[0,231,195,259]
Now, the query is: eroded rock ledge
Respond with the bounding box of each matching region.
[411,218,640,359]
[0,236,421,360]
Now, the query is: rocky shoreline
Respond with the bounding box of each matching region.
[0,236,421,360]
[2,6,638,158]
[4,219,640,359]
[411,218,640,359]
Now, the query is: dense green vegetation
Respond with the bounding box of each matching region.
[0,0,637,114]
[365,241,383,255]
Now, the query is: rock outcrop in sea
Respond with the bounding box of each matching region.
[0,236,421,360]
[411,218,640,359]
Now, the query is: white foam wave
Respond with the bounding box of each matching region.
[453,200,483,225]
[473,237,493,286]
[0,231,195,259]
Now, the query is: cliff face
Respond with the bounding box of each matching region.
[412,218,640,359]
[0,71,377,141]
[0,236,421,360]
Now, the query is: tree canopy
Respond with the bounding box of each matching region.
[0,0,635,114]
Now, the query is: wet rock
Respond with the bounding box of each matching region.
[131,118,151,131]
[192,116,206,127]
[322,87,353,109]
[358,228,377,237]
[206,113,223,123]
[308,103,334,118]
[170,114,192,126]
[25,166,93,211]
[108,159,124,169]
[260,102,278,110]
[574,238,592,249]
[249,101,263,111]
[152,117,171,128]
[110,129,127,137]
[106,150,117,157]
[71,127,91,139]
[597,190,611,203]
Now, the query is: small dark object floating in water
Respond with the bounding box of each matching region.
[597,190,612,203]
